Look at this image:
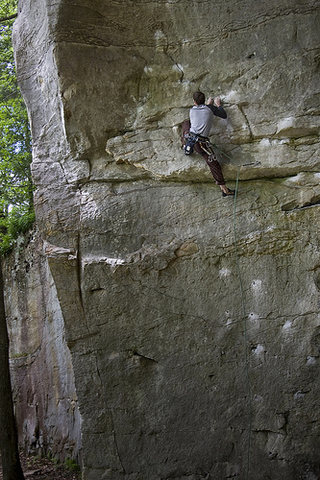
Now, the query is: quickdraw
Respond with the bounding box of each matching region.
[197,138,216,162]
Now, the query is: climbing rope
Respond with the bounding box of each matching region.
[232,168,252,480]
[200,140,254,478]
[185,132,254,477]
[187,133,255,477]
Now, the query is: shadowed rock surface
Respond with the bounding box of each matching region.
[4,232,81,463]
[10,0,320,478]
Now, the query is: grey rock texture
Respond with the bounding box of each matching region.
[13,0,320,478]
[3,232,81,462]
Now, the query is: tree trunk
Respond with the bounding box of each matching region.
[0,256,25,480]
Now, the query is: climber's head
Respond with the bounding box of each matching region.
[193,91,205,105]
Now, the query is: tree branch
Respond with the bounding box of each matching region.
[0,13,17,23]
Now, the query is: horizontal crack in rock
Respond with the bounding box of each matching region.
[282,197,320,212]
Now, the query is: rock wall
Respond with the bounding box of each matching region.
[3,231,81,462]
[13,0,320,479]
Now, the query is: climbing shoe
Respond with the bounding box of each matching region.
[222,188,235,197]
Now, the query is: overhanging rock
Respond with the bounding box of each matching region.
[13,1,320,478]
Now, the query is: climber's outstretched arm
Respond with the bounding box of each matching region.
[206,96,227,119]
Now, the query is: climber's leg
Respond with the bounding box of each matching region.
[194,143,225,185]
[195,143,235,196]
[181,119,191,147]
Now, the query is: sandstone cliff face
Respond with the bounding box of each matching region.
[4,232,81,462]
[13,0,320,478]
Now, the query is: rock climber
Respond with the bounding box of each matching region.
[182,91,235,197]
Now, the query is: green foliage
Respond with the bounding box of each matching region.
[64,458,80,472]
[0,0,34,255]
[0,209,35,254]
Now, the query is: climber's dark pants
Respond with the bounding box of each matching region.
[181,119,226,186]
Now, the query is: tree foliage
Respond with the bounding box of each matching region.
[0,7,29,479]
[0,0,34,254]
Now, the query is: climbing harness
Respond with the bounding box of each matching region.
[184,132,218,160]
[184,132,234,166]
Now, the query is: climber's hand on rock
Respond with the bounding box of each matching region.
[214,96,221,107]
[206,97,214,105]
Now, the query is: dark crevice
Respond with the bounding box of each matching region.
[281,197,320,212]
[110,412,126,474]
[67,331,100,349]
[279,411,290,435]
[90,287,105,293]
[76,232,85,313]
[132,350,158,363]
[164,39,185,83]
[238,104,253,140]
